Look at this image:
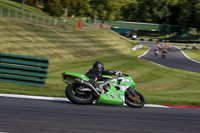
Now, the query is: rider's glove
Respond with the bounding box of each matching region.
[115,71,122,76]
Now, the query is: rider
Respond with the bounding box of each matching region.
[163,49,167,53]
[84,61,122,86]
[193,43,198,49]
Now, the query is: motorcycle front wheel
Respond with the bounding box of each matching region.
[65,84,93,105]
[125,90,145,108]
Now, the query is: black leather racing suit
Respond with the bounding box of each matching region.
[84,68,116,86]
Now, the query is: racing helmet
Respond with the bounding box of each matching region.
[93,61,104,71]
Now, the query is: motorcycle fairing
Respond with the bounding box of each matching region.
[96,83,124,105]
[64,72,89,81]
[96,77,134,104]
[110,79,132,102]
[110,77,134,89]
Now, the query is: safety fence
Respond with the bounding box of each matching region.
[0,53,49,87]
[84,19,182,32]
[0,8,95,29]
[0,7,64,26]
[133,38,200,43]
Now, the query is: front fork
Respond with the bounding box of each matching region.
[127,88,140,101]
[128,88,136,96]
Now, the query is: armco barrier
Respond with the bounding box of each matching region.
[0,53,49,87]
[132,44,143,51]
[133,38,200,43]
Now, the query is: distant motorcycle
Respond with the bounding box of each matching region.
[154,48,160,56]
[155,50,159,56]
[184,45,189,50]
[162,53,167,59]
[162,50,167,59]
[192,46,198,50]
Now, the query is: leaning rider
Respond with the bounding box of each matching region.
[84,61,122,87]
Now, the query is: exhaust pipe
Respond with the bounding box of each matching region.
[75,78,100,96]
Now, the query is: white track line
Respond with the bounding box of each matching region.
[137,47,167,67]
[148,61,166,67]
[0,93,69,102]
[144,104,170,108]
[174,46,200,64]
[0,93,170,108]
[138,46,200,68]
[137,48,150,58]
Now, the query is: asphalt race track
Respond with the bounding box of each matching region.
[1,42,200,133]
[0,97,200,133]
[139,42,200,73]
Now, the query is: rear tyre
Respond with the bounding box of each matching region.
[65,84,93,105]
[125,90,145,108]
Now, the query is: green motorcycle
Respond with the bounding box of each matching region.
[60,72,145,108]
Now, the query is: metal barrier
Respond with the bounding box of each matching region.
[132,44,143,51]
[0,53,49,87]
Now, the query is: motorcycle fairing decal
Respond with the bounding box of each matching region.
[111,77,133,86]
[116,84,131,92]
[114,92,125,102]
[116,77,133,84]
[109,93,118,99]
[111,82,131,102]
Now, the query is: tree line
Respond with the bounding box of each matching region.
[12,0,200,34]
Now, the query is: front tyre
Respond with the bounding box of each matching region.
[125,90,145,108]
[65,84,93,105]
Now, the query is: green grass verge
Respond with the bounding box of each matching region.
[1,52,200,106]
[174,44,200,62]
[0,18,200,106]
[182,50,200,62]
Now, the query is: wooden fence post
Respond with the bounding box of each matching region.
[22,11,25,19]
[0,8,2,17]
[43,16,45,24]
[8,8,10,18]
[15,10,18,18]
[35,15,38,24]
[29,13,32,21]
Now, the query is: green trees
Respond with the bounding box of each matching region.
[121,0,171,24]
[17,0,200,32]
[43,0,63,17]
[195,2,200,35]
[173,0,200,35]
[120,0,200,34]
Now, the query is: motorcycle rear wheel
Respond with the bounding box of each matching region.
[162,55,165,59]
[65,84,93,105]
[125,90,145,108]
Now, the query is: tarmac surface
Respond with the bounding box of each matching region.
[0,97,200,133]
[139,42,200,73]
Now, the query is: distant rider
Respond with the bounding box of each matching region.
[154,48,160,56]
[193,43,198,49]
[162,49,167,54]
[184,45,189,50]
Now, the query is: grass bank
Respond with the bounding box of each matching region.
[173,43,200,62]
[0,18,200,106]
